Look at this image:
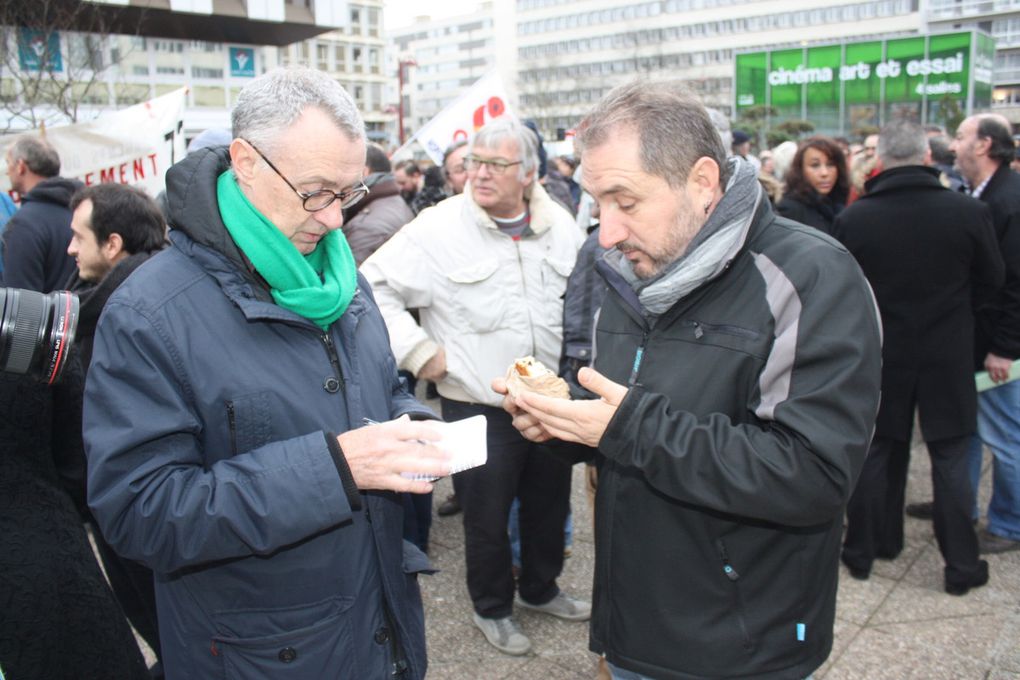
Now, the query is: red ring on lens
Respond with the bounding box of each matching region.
[46,292,73,385]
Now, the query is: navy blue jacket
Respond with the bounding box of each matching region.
[1,176,80,291]
[84,148,434,680]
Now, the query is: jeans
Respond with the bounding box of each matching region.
[968,379,1020,540]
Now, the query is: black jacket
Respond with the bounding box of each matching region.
[973,164,1020,365]
[832,165,1003,442]
[559,226,607,397]
[1,176,81,292]
[776,191,843,235]
[587,201,882,679]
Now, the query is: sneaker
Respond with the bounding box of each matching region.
[516,591,591,621]
[905,501,934,520]
[979,529,1020,554]
[437,493,461,517]
[472,613,532,655]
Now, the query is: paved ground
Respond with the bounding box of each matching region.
[128,427,1020,679]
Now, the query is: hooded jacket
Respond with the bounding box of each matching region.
[585,179,881,678]
[83,148,434,680]
[1,176,81,291]
[342,173,414,266]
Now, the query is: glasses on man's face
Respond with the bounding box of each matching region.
[464,154,523,176]
[243,139,369,212]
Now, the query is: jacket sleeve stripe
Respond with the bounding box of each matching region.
[752,252,802,421]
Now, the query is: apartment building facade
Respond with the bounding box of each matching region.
[387,3,497,143]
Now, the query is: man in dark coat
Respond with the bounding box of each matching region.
[83,67,451,680]
[495,80,882,680]
[342,142,414,266]
[833,118,1003,595]
[62,183,169,677]
[2,135,80,291]
[951,113,1020,554]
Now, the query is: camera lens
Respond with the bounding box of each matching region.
[0,288,79,384]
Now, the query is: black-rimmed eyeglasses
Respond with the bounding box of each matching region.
[244,139,369,212]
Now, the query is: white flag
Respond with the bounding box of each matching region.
[1,88,188,199]
[403,71,512,164]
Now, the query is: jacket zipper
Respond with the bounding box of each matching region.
[226,401,238,455]
[685,320,760,341]
[716,539,754,651]
[320,331,346,394]
[628,331,649,386]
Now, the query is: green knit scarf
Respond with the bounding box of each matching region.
[216,170,356,331]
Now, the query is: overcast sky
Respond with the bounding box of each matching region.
[383,0,481,30]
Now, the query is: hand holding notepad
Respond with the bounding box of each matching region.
[402,415,488,481]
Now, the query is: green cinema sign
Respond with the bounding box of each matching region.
[735,31,994,134]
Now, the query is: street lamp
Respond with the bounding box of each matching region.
[397,57,417,145]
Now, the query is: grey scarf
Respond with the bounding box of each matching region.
[604,157,762,316]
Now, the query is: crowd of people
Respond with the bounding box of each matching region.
[0,65,1018,680]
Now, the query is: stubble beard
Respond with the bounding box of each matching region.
[629,196,704,280]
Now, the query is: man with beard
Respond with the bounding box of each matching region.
[495,80,882,680]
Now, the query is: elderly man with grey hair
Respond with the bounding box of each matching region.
[3,135,81,291]
[493,80,882,679]
[363,116,586,656]
[83,67,452,680]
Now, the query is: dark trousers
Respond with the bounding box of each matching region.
[92,522,162,664]
[442,398,572,619]
[843,435,982,583]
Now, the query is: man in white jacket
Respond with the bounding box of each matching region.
[363,116,586,656]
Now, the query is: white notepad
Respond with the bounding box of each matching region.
[404,414,488,481]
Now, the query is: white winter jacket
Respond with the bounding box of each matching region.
[362,181,583,406]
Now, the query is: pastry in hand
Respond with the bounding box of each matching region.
[505,356,570,400]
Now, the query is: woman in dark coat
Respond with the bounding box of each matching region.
[777,136,849,235]
[0,366,150,680]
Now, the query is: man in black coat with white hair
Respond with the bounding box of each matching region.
[833,118,1004,595]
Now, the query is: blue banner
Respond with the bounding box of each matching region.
[18,28,62,72]
[229,47,255,78]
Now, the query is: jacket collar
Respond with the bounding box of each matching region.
[461,180,562,237]
[862,165,943,196]
[982,163,1016,200]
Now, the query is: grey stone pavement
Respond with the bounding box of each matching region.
[127,428,1020,679]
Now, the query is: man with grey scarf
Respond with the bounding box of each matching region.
[494,80,882,680]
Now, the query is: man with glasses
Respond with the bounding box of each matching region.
[363,116,586,656]
[82,67,451,680]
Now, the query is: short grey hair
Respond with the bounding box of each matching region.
[470,117,539,183]
[232,67,365,154]
[9,136,60,177]
[575,79,729,188]
[878,119,927,168]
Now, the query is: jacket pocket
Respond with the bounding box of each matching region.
[211,595,357,679]
[541,256,573,327]
[715,539,755,653]
[446,259,506,333]
[225,391,273,455]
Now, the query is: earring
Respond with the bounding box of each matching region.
[703,201,711,215]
